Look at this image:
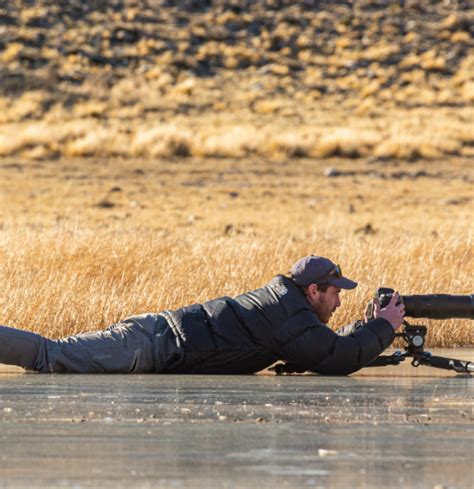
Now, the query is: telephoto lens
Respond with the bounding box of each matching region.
[373,288,473,320]
[402,294,474,319]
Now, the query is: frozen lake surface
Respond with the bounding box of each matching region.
[0,349,473,488]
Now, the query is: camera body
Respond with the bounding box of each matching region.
[376,287,398,308]
[365,287,397,320]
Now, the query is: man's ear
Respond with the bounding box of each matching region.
[306,283,319,297]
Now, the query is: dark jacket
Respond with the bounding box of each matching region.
[135,275,394,375]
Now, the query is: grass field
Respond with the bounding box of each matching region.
[0,155,472,347]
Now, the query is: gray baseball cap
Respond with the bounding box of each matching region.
[290,255,358,289]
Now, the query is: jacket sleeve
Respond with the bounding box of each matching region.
[278,318,395,375]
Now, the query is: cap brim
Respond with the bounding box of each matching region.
[330,277,358,290]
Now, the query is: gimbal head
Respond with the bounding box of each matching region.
[367,321,473,373]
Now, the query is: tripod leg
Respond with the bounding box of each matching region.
[417,353,473,373]
[366,352,406,367]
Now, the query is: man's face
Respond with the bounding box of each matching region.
[306,284,342,324]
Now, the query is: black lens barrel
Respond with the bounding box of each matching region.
[401,294,474,319]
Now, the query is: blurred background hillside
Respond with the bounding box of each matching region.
[0,0,473,160]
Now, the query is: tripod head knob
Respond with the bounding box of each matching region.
[395,324,427,353]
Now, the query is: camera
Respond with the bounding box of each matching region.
[369,287,473,320]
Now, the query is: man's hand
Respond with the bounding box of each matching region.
[370,292,405,331]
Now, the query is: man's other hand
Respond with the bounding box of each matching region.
[372,292,405,331]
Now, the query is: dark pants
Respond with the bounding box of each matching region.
[0,317,161,373]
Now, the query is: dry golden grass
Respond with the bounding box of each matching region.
[1,50,473,162]
[0,156,472,348]
[0,224,471,347]
[1,104,472,161]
